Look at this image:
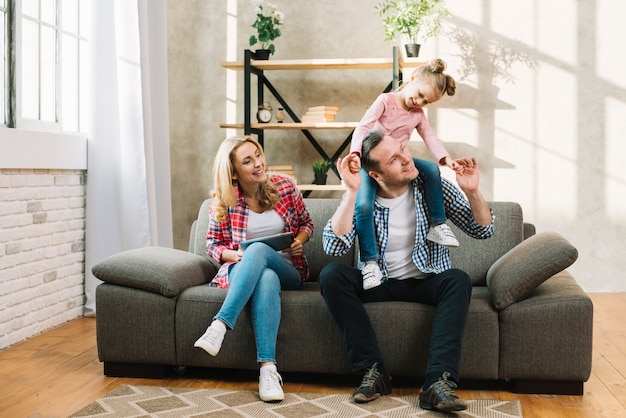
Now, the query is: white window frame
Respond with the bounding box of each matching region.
[0,0,87,169]
[2,0,85,133]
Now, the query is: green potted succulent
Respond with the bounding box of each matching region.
[375,0,449,57]
[249,0,284,58]
[312,159,330,185]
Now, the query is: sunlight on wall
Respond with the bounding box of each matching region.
[537,0,577,66]
[489,0,534,45]
[536,64,577,160]
[597,0,626,90]
[438,109,480,149]
[225,0,238,136]
[456,0,482,24]
[605,97,626,221]
[536,148,577,221]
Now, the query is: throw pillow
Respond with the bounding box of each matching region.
[92,247,216,297]
[486,231,578,310]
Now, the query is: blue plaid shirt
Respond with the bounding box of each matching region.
[322,178,495,279]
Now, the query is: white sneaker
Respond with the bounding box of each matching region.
[362,262,383,290]
[426,224,460,247]
[259,365,284,402]
[194,321,226,356]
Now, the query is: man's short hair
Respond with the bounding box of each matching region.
[361,130,385,172]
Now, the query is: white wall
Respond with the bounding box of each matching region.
[167,0,626,292]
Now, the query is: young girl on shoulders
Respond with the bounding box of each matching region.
[349,58,463,290]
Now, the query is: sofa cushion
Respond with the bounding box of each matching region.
[450,202,525,286]
[302,198,356,279]
[486,232,578,310]
[92,247,216,297]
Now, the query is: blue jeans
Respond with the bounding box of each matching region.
[318,262,471,383]
[356,157,446,261]
[214,242,301,364]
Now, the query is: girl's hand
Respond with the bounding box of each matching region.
[348,152,361,174]
[444,156,464,175]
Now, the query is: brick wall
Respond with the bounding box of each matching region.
[0,169,86,350]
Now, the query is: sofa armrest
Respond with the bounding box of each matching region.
[92,247,217,297]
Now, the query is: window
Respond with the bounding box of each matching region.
[1,0,8,127]
[2,0,85,133]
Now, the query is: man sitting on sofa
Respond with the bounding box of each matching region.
[318,130,494,412]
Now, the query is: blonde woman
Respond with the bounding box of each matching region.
[194,136,313,402]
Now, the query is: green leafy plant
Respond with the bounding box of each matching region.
[312,159,330,176]
[375,0,449,45]
[249,1,284,56]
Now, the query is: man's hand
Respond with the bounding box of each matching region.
[330,153,363,236]
[337,153,362,193]
[455,157,492,226]
[455,157,480,193]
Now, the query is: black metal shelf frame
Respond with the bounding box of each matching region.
[242,47,403,178]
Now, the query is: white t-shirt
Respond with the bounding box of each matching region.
[247,209,292,264]
[376,187,429,280]
[247,210,284,239]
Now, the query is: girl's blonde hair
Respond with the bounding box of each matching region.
[211,136,279,222]
[404,58,456,97]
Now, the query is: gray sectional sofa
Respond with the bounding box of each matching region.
[93,198,592,395]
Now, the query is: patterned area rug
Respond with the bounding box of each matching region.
[69,384,523,417]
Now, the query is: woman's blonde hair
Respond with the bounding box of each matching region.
[404,58,456,97]
[211,136,279,222]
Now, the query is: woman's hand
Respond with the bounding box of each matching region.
[221,246,243,263]
[283,238,304,256]
[283,231,308,256]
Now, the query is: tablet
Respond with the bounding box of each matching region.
[240,232,294,251]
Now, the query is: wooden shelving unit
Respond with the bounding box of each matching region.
[220,48,425,193]
[296,184,345,192]
[220,56,425,72]
[219,122,359,130]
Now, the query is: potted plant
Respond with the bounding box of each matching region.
[312,159,330,185]
[375,0,449,57]
[249,0,284,58]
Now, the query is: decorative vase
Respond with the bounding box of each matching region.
[404,43,421,58]
[254,49,271,60]
[313,174,327,185]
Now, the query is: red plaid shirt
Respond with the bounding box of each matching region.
[206,174,314,288]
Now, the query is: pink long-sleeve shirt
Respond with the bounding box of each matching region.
[350,93,449,164]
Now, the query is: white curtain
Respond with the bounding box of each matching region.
[83,0,173,316]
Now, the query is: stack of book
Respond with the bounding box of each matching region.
[300,105,339,123]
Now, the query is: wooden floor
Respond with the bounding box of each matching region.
[0,293,624,418]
